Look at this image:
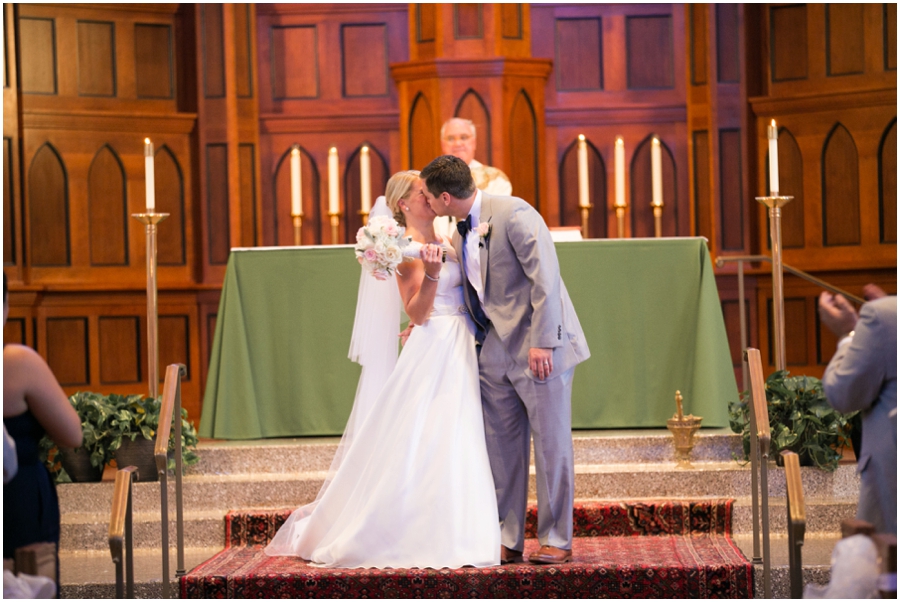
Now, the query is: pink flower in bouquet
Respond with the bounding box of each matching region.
[364,248,378,263]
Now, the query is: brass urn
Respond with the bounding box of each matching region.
[666,390,703,469]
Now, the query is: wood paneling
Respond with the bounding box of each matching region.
[770,4,808,82]
[201,4,225,98]
[775,128,804,249]
[238,144,257,248]
[509,91,539,208]
[631,136,677,238]
[692,131,711,241]
[555,18,602,92]
[455,89,491,165]
[159,315,190,381]
[98,316,140,384]
[455,4,482,39]
[718,129,743,251]
[88,145,127,266]
[721,299,750,369]
[626,15,674,89]
[46,317,89,386]
[234,4,253,98]
[344,144,389,242]
[767,297,808,367]
[155,146,186,266]
[826,4,865,76]
[409,93,437,170]
[690,5,708,85]
[4,138,14,265]
[77,21,115,97]
[558,138,605,237]
[880,119,897,243]
[886,3,897,70]
[28,143,69,266]
[716,4,739,83]
[816,310,839,366]
[19,17,56,94]
[342,24,388,98]
[206,144,230,265]
[822,124,860,246]
[501,4,522,40]
[270,25,318,99]
[273,146,320,246]
[417,4,435,43]
[134,23,173,99]
[4,318,25,346]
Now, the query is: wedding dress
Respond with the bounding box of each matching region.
[265,244,500,569]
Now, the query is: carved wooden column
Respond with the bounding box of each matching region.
[391,4,551,212]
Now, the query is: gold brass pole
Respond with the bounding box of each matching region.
[328,211,342,244]
[615,206,626,238]
[131,213,169,400]
[291,213,303,246]
[358,209,370,225]
[580,205,592,239]
[653,204,663,238]
[756,195,793,372]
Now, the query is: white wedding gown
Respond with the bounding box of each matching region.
[265,250,500,569]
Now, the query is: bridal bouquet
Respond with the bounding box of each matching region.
[354,216,417,280]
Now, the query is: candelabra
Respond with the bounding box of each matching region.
[580,205,593,239]
[131,212,169,400]
[328,211,342,244]
[291,213,303,246]
[653,204,664,238]
[755,195,793,371]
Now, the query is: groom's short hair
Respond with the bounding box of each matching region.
[421,155,476,200]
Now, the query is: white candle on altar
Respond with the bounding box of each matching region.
[614,136,625,208]
[651,136,663,207]
[290,146,302,216]
[328,147,340,214]
[144,138,155,212]
[360,146,372,214]
[768,119,779,196]
[577,135,589,208]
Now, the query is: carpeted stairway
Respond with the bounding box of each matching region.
[181,499,752,598]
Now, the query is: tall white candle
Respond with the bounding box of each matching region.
[614,136,625,208]
[651,136,663,207]
[144,138,155,212]
[290,146,302,216]
[768,119,779,196]
[360,146,372,214]
[577,135,589,208]
[328,147,340,214]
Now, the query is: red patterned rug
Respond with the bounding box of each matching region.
[181,500,752,598]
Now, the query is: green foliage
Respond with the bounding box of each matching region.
[727,370,856,472]
[40,392,200,482]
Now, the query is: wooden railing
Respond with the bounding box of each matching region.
[108,465,138,599]
[155,363,187,599]
[745,348,772,598]
[781,450,806,599]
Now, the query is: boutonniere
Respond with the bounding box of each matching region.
[476,222,491,248]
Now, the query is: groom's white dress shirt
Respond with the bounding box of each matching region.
[464,190,490,321]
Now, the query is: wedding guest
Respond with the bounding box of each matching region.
[818,289,896,534]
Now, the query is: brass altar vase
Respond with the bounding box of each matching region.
[666,390,703,469]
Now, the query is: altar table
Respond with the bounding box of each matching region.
[199,238,737,439]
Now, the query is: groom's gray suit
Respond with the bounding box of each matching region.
[452,192,590,552]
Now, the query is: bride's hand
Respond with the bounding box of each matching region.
[420,244,443,280]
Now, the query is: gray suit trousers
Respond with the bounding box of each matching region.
[479,326,575,551]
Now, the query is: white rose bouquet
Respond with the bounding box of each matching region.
[354,216,419,280]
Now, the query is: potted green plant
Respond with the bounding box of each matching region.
[41,391,121,483]
[728,370,856,472]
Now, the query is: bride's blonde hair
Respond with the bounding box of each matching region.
[385,170,421,227]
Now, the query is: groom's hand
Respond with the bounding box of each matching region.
[529,348,553,381]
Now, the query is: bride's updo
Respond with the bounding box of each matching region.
[384,170,420,227]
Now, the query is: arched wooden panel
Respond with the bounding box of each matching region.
[274,146,321,246]
[822,123,860,246]
[630,135,677,238]
[879,119,897,243]
[5,137,17,265]
[155,146,186,265]
[88,145,128,265]
[455,89,491,165]
[558,138,606,238]
[344,143,389,241]
[774,128,804,248]
[409,93,437,170]
[509,90,539,208]
[28,143,69,266]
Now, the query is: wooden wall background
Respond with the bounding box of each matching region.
[4,3,896,426]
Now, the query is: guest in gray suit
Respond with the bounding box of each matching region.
[818,289,896,534]
[421,155,590,564]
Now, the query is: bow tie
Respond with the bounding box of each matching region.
[457,215,473,237]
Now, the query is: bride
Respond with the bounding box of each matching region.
[265,170,500,569]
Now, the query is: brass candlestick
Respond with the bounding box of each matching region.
[666,390,703,468]
[131,212,169,400]
[653,204,664,238]
[328,211,342,244]
[291,213,303,246]
[756,195,793,371]
[580,205,593,239]
[358,209,370,224]
[615,205,627,238]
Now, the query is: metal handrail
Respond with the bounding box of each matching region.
[715,254,866,305]
[109,466,139,599]
[781,450,806,599]
[745,348,772,599]
[155,363,187,598]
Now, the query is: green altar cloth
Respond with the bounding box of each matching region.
[200,238,738,439]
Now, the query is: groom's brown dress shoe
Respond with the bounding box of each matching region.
[528,545,572,564]
[500,546,526,565]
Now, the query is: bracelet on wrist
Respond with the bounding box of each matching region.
[424,273,439,282]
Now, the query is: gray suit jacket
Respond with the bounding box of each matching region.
[823,296,896,533]
[452,193,590,380]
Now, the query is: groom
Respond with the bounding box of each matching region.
[420,155,590,564]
